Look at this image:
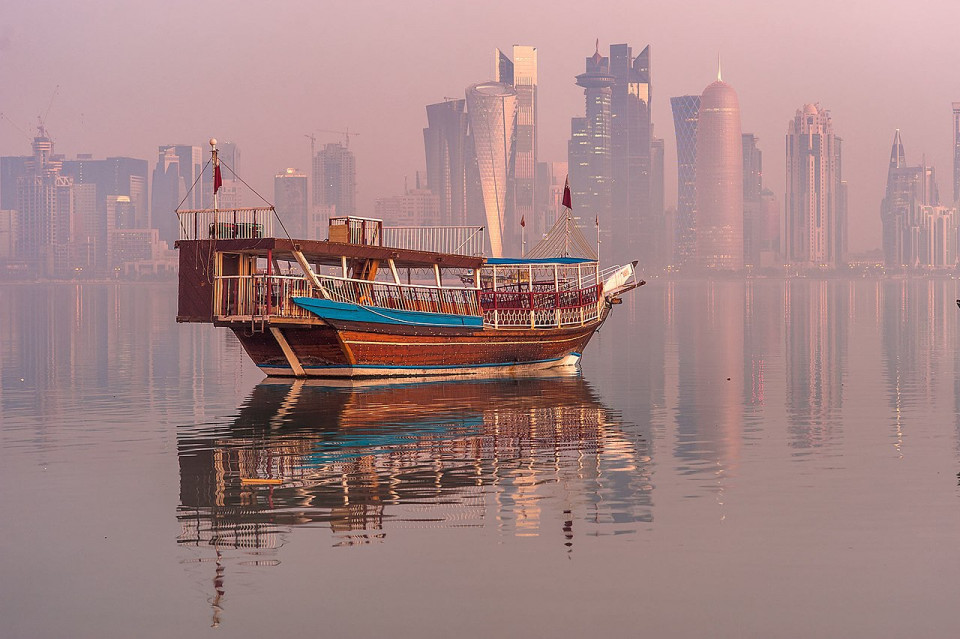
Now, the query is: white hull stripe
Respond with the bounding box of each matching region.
[259,353,582,378]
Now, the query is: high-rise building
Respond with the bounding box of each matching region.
[670,95,700,266]
[570,44,614,254]
[650,136,665,265]
[423,99,473,226]
[13,127,75,275]
[881,130,940,267]
[466,82,517,257]
[915,205,958,268]
[953,102,960,204]
[696,71,743,270]
[312,142,356,217]
[534,161,569,234]
[71,183,98,273]
[374,187,441,227]
[569,41,656,265]
[274,168,309,238]
[496,46,538,243]
[609,43,653,266]
[742,134,780,267]
[151,145,202,246]
[785,104,844,268]
[61,155,149,271]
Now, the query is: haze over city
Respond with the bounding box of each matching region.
[1,0,958,254]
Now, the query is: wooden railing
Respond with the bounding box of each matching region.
[328,217,383,246]
[216,275,315,319]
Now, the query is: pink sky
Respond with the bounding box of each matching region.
[1,0,958,252]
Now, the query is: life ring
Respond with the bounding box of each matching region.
[358,295,373,306]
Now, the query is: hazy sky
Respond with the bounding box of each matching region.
[2,0,959,252]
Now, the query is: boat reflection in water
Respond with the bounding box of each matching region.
[177,373,651,553]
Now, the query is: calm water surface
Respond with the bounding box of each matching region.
[2,278,960,638]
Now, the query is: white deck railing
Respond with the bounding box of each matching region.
[178,208,276,241]
[383,226,485,256]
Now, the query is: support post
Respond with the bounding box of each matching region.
[270,327,306,377]
[292,245,330,299]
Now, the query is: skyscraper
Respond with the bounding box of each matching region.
[14,126,74,275]
[670,95,700,266]
[881,130,941,267]
[696,71,743,270]
[570,44,613,254]
[274,168,309,238]
[785,104,843,268]
[569,41,655,265]
[423,99,480,227]
[496,46,538,241]
[742,134,779,267]
[151,145,202,246]
[466,82,517,257]
[609,43,653,266]
[312,142,356,217]
[650,136,665,265]
[374,187,441,227]
[953,102,960,204]
[61,154,149,271]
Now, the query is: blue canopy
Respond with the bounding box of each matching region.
[484,257,596,266]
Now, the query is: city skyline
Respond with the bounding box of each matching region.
[1,1,958,257]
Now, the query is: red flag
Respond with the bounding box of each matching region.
[595,215,599,227]
[562,176,572,209]
[520,215,525,228]
[213,162,223,195]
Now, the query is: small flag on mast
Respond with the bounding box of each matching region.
[562,176,572,209]
[520,215,525,228]
[213,160,223,194]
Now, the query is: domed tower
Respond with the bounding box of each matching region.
[695,65,743,270]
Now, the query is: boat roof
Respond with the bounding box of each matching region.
[176,237,485,270]
[176,238,596,270]
[485,257,596,266]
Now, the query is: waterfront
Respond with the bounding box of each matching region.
[2,278,960,637]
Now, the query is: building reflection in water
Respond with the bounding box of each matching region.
[785,280,847,451]
[670,280,745,484]
[0,282,254,430]
[177,374,651,556]
[877,279,955,454]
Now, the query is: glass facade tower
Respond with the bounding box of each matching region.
[671,95,700,266]
[570,46,614,254]
[466,82,518,258]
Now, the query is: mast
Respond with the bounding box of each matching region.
[210,138,220,213]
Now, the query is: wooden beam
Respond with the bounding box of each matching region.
[270,327,306,377]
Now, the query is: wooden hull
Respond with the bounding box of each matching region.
[229,314,606,378]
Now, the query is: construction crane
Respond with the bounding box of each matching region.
[38,84,60,136]
[0,112,31,142]
[314,128,359,149]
